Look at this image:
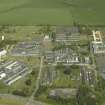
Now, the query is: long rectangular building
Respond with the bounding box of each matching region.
[11,41,41,56]
[0,61,31,85]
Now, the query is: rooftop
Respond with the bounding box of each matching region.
[0,61,31,85]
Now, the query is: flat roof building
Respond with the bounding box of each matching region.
[49,88,77,99]
[11,41,41,56]
[92,30,105,54]
[0,49,7,57]
[0,61,31,85]
[45,48,81,65]
[55,27,80,44]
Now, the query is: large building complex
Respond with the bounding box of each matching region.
[0,61,30,85]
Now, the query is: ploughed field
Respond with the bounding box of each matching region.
[0,0,104,25]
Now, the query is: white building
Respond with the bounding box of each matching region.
[0,61,30,85]
[1,36,5,41]
[0,73,6,80]
[0,49,7,59]
[92,30,102,44]
[92,30,105,54]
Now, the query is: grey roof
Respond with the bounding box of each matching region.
[55,27,80,42]
[11,41,41,56]
[0,61,30,85]
[56,26,79,34]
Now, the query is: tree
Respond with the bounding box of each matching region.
[31,70,36,75]
[76,85,102,105]
[39,25,52,34]
[51,32,56,42]
[25,79,31,86]
[63,66,71,75]
[70,65,79,69]
[12,90,27,96]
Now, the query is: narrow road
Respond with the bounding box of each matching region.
[90,42,98,81]
[34,56,44,95]
[0,56,46,105]
[27,56,44,105]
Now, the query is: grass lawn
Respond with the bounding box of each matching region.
[0,98,25,105]
[52,67,81,88]
[0,26,43,41]
[0,72,38,96]
[0,96,26,105]
[9,74,37,96]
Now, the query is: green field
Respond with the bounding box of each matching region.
[0,0,73,25]
[0,98,24,105]
[70,0,105,25]
[0,0,104,25]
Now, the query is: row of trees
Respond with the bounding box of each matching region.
[76,84,104,105]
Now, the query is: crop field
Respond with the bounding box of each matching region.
[0,0,73,25]
[70,0,105,25]
[0,0,105,25]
